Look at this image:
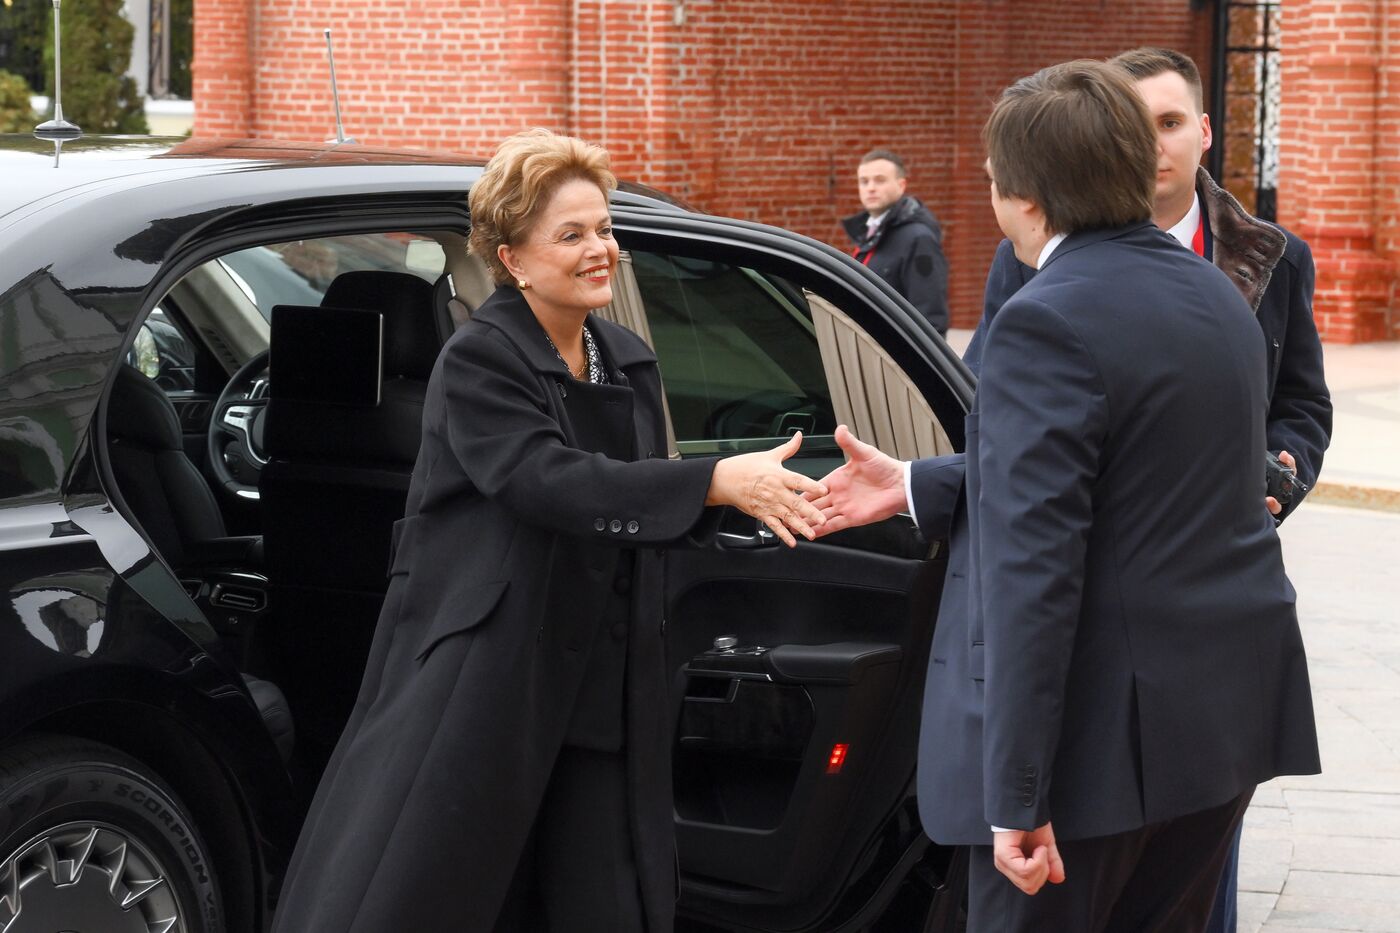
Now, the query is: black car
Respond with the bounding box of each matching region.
[0,133,974,933]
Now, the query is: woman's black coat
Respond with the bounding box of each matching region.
[270,286,717,933]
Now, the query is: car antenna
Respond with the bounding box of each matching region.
[34,0,81,141]
[324,28,358,145]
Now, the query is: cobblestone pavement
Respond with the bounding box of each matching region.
[1239,504,1400,933]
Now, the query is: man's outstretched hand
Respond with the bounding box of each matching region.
[993,822,1066,896]
[808,425,908,536]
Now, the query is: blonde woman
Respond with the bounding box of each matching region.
[270,130,826,933]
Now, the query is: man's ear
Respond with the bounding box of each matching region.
[1200,112,1213,155]
[896,176,908,196]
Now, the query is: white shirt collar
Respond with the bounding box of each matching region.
[1164,192,1202,250]
[1036,232,1068,269]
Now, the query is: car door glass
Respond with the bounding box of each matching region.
[217,233,446,321]
[630,250,837,466]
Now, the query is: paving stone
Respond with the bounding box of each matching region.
[1247,804,1296,831]
[1240,890,1279,933]
[1240,846,1292,895]
[1288,835,1400,877]
[1264,893,1400,931]
[1284,872,1400,901]
[1283,791,1400,839]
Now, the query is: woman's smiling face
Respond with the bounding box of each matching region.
[499,178,619,317]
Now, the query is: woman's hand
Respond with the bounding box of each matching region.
[705,432,828,547]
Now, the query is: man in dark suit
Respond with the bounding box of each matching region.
[967,51,1333,929]
[813,60,1320,932]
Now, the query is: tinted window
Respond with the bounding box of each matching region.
[218,233,446,320]
[631,251,835,451]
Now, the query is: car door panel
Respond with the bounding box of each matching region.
[615,215,967,931]
[666,529,946,919]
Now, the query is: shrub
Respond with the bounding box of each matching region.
[0,70,37,133]
[0,0,49,92]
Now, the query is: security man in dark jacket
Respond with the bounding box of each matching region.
[843,149,950,334]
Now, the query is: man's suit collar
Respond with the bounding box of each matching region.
[470,285,657,377]
[1038,220,1160,270]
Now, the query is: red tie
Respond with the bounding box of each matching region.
[1191,213,1205,257]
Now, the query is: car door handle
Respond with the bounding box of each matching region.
[717,527,777,549]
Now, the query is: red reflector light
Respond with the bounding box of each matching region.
[826,743,849,774]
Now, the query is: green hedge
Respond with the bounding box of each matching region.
[0,70,37,133]
[0,0,49,92]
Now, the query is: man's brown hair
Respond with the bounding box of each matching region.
[859,148,907,177]
[1110,47,1205,112]
[983,59,1156,235]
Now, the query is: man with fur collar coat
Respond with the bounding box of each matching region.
[965,48,1331,932]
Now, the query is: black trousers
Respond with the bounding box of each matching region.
[498,746,647,933]
[967,789,1254,933]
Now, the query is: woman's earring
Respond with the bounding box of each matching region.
[517,278,530,289]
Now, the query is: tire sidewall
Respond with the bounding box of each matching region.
[0,740,224,933]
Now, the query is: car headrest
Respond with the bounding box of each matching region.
[107,365,181,450]
[269,305,383,406]
[321,271,438,381]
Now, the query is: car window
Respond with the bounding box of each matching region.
[218,233,446,320]
[125,307,196,391]
[630,251,836,456]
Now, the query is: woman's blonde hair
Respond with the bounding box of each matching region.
[468,129,618,285]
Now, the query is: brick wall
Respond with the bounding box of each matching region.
[195,1,1387,342]
[1279,0,1398,342]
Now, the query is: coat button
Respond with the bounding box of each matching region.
[610,622,627,640]
[609,519,622,533]
[613,575,631,595]
[626,520,639,534]
[594,518,606,532]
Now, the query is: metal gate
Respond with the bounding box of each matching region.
[1210,0,1282,221]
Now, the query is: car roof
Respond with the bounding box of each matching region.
[0,134,693,213]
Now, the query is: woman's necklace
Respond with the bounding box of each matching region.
[544,325,603,382]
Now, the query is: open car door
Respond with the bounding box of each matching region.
[609,214,973,932]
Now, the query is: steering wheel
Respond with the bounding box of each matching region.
[207,349,270,498]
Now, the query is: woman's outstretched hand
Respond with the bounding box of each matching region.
[706,432,828,547]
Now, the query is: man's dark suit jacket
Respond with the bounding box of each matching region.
[912,222,1319,844]
[965,169,1331,521]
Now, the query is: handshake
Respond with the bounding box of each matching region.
[726,430,1304,543]
[706,427,911,546]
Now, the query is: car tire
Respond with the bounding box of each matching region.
[0,733,225,933]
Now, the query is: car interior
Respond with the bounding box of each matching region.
[98,222,962,926]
